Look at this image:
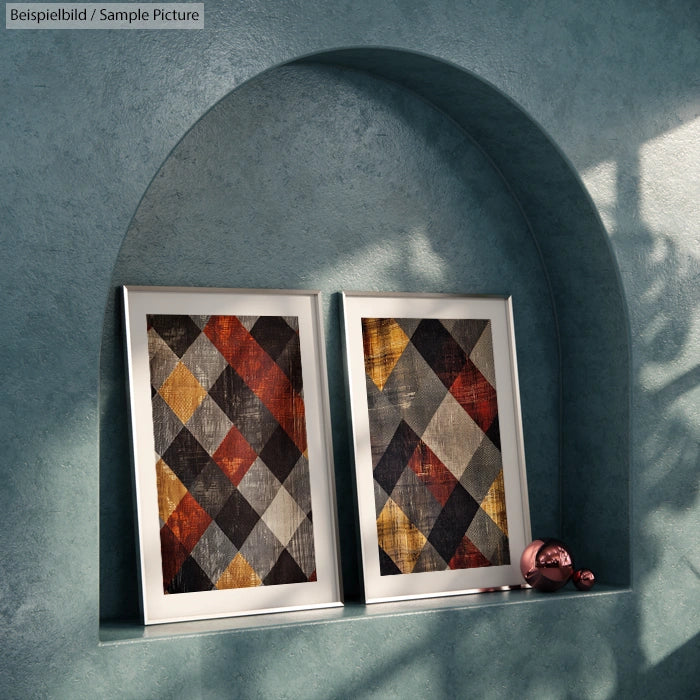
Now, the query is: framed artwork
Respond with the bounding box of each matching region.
[123,286,342,624]
[341,292,531,603]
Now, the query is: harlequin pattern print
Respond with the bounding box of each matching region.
[361,317,510,576]
[147,314,316,594]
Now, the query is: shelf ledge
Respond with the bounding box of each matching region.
[99,584,630,645]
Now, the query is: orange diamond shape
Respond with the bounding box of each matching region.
[156,458,188,523]
[158,361,207,424]
[362,318,410,392]
[376,497,426,574]
[216,552,262,589]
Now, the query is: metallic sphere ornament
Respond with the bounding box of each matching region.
[573,568,595,591]
[519,539,546,585]
[519,538,575,592]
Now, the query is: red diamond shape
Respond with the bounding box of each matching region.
[165,491,212,554]
[407,439,458,507]
[448,534,492,570]
[449,359,498,434]
[213,424,258,486]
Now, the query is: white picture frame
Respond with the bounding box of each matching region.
[123,286,342,624]
[341,292,531,603]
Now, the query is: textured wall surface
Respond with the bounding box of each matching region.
[1,1,698,698]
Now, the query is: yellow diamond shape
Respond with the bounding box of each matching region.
[156,458,188,523]
[376,497,427,574]
[362,318,410,392]
[216,552,262,590]
[481,469,508,537]
[158,361,207,424]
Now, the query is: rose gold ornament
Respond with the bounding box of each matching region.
[519,539,545,586]
[573,568,595,591]
[519,539,574,592]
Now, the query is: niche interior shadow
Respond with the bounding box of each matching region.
[99,48,630,624]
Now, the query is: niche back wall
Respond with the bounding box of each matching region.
[100,62,560,618]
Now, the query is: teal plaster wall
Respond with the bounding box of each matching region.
[2,1,698,698]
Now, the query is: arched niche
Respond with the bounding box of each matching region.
[100,47,629,622]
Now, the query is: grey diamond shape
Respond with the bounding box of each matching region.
[190,521,238,585]
[188,460,236,519]
[412,539,449,573]
[237,315,258,332]
[282,455,312,516]
[151,393,184,456]
[237,518,284,582]
[440,318,489,358]
[394,317,421,339]
[281,316,298,332]
[285,517,316,577]
[148,328,180,390]
[466,507,510,566]
[366,374,403,469]
[459,435,503,503]
[389,465,443,539]
[186,394,233,456]
[237,457,283,517]
[189,315,211,331]
[180,331,228,391]
[468,322,496,388]
[381,342,449,439]
[373,481,390,518]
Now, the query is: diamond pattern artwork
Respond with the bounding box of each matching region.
[147,314,316,594]
[361,317,510,576]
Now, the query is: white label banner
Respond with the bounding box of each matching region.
[6,3,204,28]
